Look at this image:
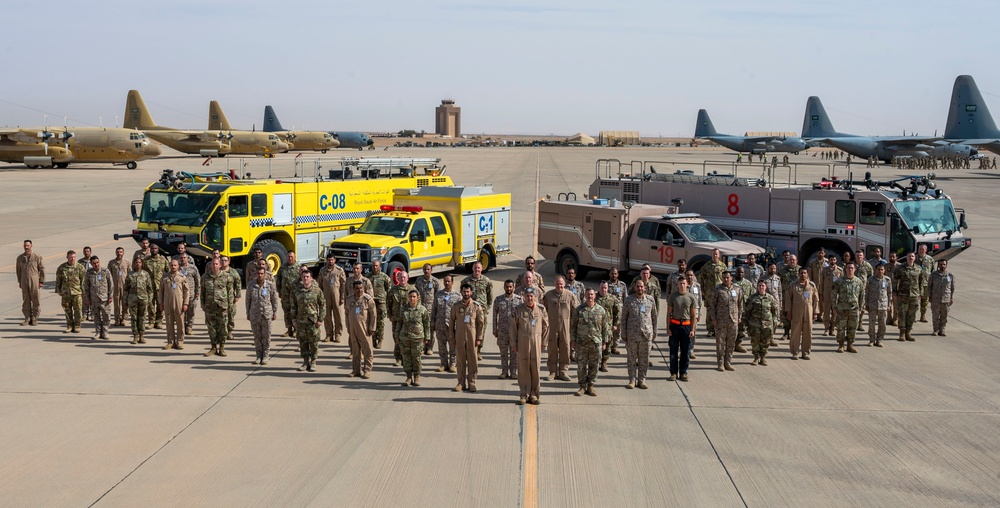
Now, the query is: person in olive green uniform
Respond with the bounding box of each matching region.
[928,259,956,336]
[144,244,169,329]
[399,290,431,387]
[56,250,86,333]
[916,244,935,323]
[367,260,392,349]
[893,252,924,342]
[571,288,611,396]
[291,268,325,371]
[833,263,866,353]
[595,281,621,372]
[387,270,417,366]
[743,280,778,366]
[108,247,129,327]
[697,249,727,336]
[450,283,486,392]
[201,259,234,357]
[276,252,301,337]
[221,256,241,342]
[124,257,154,343]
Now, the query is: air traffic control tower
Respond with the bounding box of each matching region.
[435,100,461,138]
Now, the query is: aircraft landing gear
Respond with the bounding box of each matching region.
[126,161,137,170]
[56,163,70,169]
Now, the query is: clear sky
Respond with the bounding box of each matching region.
[1,0,997,137]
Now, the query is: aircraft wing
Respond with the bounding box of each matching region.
[945,138,1000,146]
[875,136,942,146]
[742,135,781,142]
[174,130,225,142]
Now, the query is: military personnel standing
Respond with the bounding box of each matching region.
[778,254,802,337]
[808,248,828,316]
[733,266,753,351]
[345,280,377,378]
[893,252,923,342]
[571,288,610,396]
[785,268,819,360]
[450,283,485,392]
[820,255,843,336]
[347,262,374,296]
[291,267,325,372]
[514,256,545,294]
[927,259,955,336]
[630,265,661,321]
[492,279,523,379]
[201,259,233,357]
[108,247,129,327]
[318,253,347,343]
[84,256,113,340]
[246,265,279,364]
[160,260,189,350]
[415,263,441,355]
[743,253,764,287]
[743,280,778,366]
[145,244,169,329]
[542,276,578,381]
[462,261,493,361]
[367,259,392,349]
[276,251,301,337]
[132,238,151,264]
[622,279,655,389]
[711,272,743,371]
[398,290,431,387]
[56,250,86,333]
[865,263,892,346]
[606,267,628,305]
[515,271,537,299]
[510,288,547,405]
[595,281,621,372]
[884,251,900,325]
[697,249,726,336]
[666,279,698,381]
[854,249,874,331]
[16,240,44,326]
[916,244,935,322]
[387,271,417,366]
[78,246,94,321]
[684,270,703,359]
[124,257,153,344]
[431,275,461,372]
[220,256,241,342]
[665,259,688,297]
[177,254,200,335]
[833,263,865,354]
[565,268,586,300]
[242,248,263,287]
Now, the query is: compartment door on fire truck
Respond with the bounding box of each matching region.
[226,194,250,255]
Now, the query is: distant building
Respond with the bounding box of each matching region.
[435,100,461,138]
[599,131,640,146]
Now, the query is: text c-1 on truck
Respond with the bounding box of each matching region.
[537,197,763,279]
[326,185,512,278]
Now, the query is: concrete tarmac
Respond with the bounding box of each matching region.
[0,148,998,507]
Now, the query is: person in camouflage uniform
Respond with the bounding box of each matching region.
[431,274,461,372]
[762,262,782,346]
[201,259,234,356]
[606,267,628,305]
[492,279,523,379]
[345,279,377,377]
[893,252,924,342]
[833,263,865,353]
[387,270,417,366]
[565,268,586,300]
[291,268,325,372]
[318,253,347,343]
[462,261,493,361]
[742,279,778,365]
[84,256,113,340]
[666,259,688,297]
[743,253,764,288]
[711,271,743,371]
[630,265,661,321]
[124,257,153,344]
[78,246,93,321]
[927,259,955,336]
[733,266,753,351]
[56,250,86,333]
[865,263,892,346]
[779,254,802,337]
[916,244,935,323]
[854,249,874,332]
[276,251,301,337]
[697,249,727,336]
[884,252,900,325]
[415,263,441,355]
[684,270,703,359]
[347,261,373,296]
[450,283,485,392]
[221,256,241,342]
[622,279,655,389]
[820,255,843,336]
[246,264,279,365]
[514,256,545,294]
[807,248,828,319]
[595,281,621,372]
[399,290,431,387]
[367,260,392,349]
[108,247,129,327]
[177,254,200,335]
[144,244,169,329]
[572,288,610,396]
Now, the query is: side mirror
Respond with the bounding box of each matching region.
[130,203,138,221]
[960,212,968,229]
[349,225,356,234]
[411,230,427,242]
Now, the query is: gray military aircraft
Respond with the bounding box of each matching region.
[802,96,976,162]
[694,109,806,154]
[944,75,1000,155]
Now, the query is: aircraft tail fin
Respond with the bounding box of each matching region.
[944,75,1000,139]
[124,90,158,130]
[208,101,232,131]
[263,105,284,132]
[801,96,839,138]
[694,109,718,137]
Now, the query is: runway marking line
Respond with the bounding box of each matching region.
[522,404,538,508]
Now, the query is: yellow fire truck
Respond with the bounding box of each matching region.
[116,166,453,273]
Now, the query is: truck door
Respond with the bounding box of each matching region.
[858,200,888,258]
[408,218,433,266]
[226,194,250,255]
[629,220,658,271]
[428,216,452,264]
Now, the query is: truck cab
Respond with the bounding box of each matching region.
[629,213,762,273]
[330,205,454,277]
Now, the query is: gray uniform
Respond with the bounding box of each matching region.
[865,275,892,343]
[84,267,113,338]
[431,288,461,370]
[928,270,955,335]
[246,277,279,360]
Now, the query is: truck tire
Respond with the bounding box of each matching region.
[386,260,407,283]
[477,249,493,273]
[253,239,288,275]
[556,250,580,277]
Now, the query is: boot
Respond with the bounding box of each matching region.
[570,350,577,362]
[412,375,421,387]
[724,363,735,371]
[131,335,138,345]
[919,312,928,323]
[252,357,261,365]
[716,362,725,372]
[751,354,759,366]
[204,346,218,357]
[218,345,227,357]
[29,318,37,326]
[637,380,648,389]
[403,376,412,387]
[298,361,309,371]
[905,332,915,342]
[626,381,635,389]
[261,355,269,365]
[334,336,342,343]
[138,333,146,344]
[759,355,768,366]
[939,330,947,337]
[599,358,608,372]
[437,365,446,373]
[65,326,72,334]
[734,344,747,353]
[769,339,777,347]
[611,346,620,355]
[898,332,906,342]
[307,359,316,372]
[836,345,845,353]
[846,343,858,353]
[575,385,586,396]
[175,341,184,350]
[20,319,28,326]
[72,327,80,333]
[586,384,596,396]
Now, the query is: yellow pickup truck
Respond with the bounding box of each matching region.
[327,186,512,278]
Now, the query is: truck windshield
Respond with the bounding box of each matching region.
[357,216,412,237]
[895,199,958,234]
[678,222,731,242]
[140,190,220,227]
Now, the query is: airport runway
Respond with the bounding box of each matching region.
[1,147,998,507]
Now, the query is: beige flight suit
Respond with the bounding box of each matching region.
[785,280,819,356]
[160,272,189,348]
[450,299,486,390]
[318,264,346,342]
[345,292,377,376]
[542,289,579,378]
[510,303,548,401]
[16,252,45,322]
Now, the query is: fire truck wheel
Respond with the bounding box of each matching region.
[386,260,407,283]
[556,251,580,277]
[477,249,493,273]
[254,239,288,275]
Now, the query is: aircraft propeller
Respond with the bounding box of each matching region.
[60,117,74,151]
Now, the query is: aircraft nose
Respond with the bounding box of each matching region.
[330,138,341,148]
[144,143,162,156]
[970,147,979,156]
[278,141,289,152]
